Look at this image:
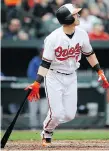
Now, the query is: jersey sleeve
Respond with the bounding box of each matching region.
[42,36,55,61]
[82,31,93,55]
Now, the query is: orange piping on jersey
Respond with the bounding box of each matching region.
[81,50,93,55]
[42,57,52,63]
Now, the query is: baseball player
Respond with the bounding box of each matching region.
[25,4,109,147]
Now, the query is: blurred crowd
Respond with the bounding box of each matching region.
[1,0,109,40]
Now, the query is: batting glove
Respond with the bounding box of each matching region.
[25,81,40,102]
[98,70,109,89]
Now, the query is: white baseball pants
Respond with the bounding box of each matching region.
[43,69,77,132]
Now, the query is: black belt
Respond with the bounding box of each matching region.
[50,69,73,75]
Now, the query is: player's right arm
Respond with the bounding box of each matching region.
[25,36,55,102]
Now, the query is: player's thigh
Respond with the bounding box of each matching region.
[44,76,63,117]
[63,79,77,114]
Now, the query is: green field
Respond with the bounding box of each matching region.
[1,130,109,141]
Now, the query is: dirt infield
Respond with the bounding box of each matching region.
[2,140,109,151]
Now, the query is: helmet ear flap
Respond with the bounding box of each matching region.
[64,14,75,25]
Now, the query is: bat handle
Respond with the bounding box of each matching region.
[26,89,31,97]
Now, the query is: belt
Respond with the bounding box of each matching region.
[50,69,73,75]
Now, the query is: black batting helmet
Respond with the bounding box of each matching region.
[56,4,82,25]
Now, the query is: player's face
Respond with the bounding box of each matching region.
[73,13,80,26]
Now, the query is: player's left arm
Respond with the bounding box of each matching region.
[86,53,109,88]
[82,31,109,89]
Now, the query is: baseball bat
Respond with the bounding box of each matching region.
[1,90,31,148]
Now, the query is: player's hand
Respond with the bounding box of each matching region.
[98,70,109,89]
[25,81,40,102]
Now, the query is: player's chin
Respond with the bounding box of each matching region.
[74,20,80,26]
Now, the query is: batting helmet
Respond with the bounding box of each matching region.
[56,4,82,25]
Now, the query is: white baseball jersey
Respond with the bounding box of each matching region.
[43,26,92,74]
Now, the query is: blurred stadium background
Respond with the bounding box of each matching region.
[1,0,109,130]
